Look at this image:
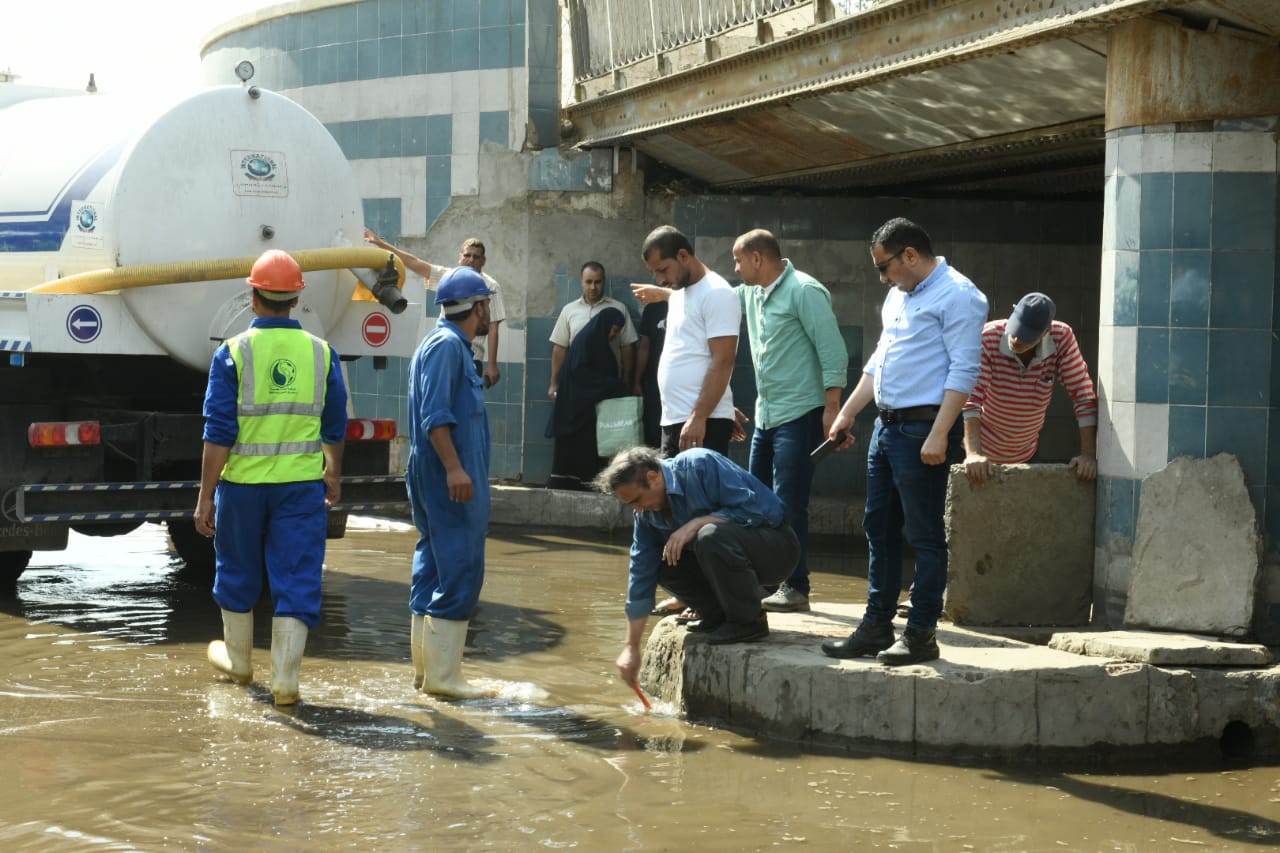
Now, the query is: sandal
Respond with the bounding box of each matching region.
[672,608,702,625]
[650,597,686,617]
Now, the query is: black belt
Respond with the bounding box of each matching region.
[878,405,940,424]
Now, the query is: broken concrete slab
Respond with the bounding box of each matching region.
[1126,454,1261,637]
[944,464,1095,626]
[1048,629,1273,666]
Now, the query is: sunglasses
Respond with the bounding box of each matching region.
[874,249,904,274]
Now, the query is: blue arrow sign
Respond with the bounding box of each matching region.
[67,305,102,343]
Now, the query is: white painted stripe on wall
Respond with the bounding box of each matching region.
[279,68,526,126]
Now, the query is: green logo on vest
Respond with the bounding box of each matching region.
[270,358,298,390]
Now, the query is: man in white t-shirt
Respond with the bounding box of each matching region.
[365,229,507,387]
[638,226,740,457]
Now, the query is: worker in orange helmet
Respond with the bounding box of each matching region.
[195,249,349,705]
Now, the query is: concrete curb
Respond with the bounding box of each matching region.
[492,484,864,537]
[638,604,1280,761]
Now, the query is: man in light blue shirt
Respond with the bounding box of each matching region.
[733,229,847,614]
[594,447,799,687]
[822,218,988,665]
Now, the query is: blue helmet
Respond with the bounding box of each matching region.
[435,267,495,305]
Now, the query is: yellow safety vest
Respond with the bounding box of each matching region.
[222,327,329,484]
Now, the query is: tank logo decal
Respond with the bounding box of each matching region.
[66,305,102,343]
[70,201,104,249]
[270,358,298,390]
[231,149,289,198]
[0,139,127,253]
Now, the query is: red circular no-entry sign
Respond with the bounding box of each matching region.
[362,312,390,347]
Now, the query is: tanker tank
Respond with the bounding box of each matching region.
[0,81,421,580]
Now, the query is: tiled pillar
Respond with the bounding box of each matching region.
[1095,16,1280,630]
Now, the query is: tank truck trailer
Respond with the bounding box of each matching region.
[0,73,418,582]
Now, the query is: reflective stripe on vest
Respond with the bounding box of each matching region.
[222,328,329,484]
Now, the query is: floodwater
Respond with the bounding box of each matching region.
[2,520,1280,851]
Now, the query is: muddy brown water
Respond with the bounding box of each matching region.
[2,519,1280,851]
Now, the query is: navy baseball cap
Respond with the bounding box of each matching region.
[1008,292,1055,341]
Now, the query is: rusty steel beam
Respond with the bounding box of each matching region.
[565,0,1188,147]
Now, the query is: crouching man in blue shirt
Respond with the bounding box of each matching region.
[594,446,800,686]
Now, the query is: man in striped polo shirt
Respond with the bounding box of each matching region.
[961,292,1098,484]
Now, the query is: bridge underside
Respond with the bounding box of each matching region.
[564,0,1280,198]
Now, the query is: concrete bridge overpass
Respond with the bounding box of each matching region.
[562,0,1279,198]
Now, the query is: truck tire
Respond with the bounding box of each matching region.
[166,520,216,576]
[0,550,32,584]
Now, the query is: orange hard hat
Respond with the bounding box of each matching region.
[246,250,305,294]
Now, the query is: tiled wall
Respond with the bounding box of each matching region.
[1097,118,1280,562]
[202,0,559,234]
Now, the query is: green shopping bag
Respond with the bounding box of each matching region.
[595,396,644,457]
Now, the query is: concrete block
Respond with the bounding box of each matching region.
[944,464,1095,626]
[713,644,817,739]
[1146,666,1200,744]
[1188,669,1280,739]
[1049,630,1273,666]
[1035,662,1148,747]
[809,661,915,744]
[914,666,1037,749]
[1126,454,1261,636]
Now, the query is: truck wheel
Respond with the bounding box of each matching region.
[166,520,215,576]
[0,550,32,584]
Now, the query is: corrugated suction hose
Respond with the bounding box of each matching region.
[28,248,405,301]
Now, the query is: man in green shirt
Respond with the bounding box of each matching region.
[734,229,847,612]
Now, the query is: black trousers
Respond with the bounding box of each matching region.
[657,521,799,623]
[659,417,734,458]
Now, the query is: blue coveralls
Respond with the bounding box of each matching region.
[407,317,491,619]
[202,317,349,629]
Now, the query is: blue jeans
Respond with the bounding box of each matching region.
[749,407,824,595]
[862,417,962,630]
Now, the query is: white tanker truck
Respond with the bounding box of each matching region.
[0,76,422,581]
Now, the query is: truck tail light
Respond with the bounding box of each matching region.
[345,418,398,442]
[28,421,102,447]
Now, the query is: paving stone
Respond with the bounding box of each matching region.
[1050,630,1273,666]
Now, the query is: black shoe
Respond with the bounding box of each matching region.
[704,613,769,645]
[877,627,939,666]
[685,616,725,633]
[821,620,894,659]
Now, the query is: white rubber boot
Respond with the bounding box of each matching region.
[410,614,426,690]
[422,617,494,700]
[207,609,253,684]
[269,616,309,706]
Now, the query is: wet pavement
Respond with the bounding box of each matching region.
[2,520,1280,850]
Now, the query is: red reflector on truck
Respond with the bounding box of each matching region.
[345,418,397,442]
[29,421,102,447]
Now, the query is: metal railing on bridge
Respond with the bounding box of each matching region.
[567,0,888,82]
